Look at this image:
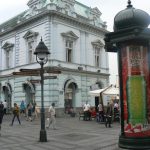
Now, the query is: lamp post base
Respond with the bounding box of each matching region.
[119,135,150,149]
[39,129,47,142]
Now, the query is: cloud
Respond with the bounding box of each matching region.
[0,0,28,23]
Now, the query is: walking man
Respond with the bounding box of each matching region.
[10,103,21,126]
[46,103,56,130]
[83,101,90,121]
[105,102,113,128]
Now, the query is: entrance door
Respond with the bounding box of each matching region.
[64,82,76,114]
[95,97,99,112]
[24,84,35,105]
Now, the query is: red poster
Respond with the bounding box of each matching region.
[122,45,150,137]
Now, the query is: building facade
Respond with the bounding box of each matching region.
[0,0,109,115]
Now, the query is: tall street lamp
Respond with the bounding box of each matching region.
[34,38,50,142]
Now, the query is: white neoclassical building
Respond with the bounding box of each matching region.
[0,0,109,115]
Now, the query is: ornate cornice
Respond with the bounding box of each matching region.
[0,10,108,37]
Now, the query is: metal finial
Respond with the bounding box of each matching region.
[127,0,132,8]
[40,37,43,42]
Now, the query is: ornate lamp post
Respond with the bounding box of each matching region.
[105,0,150,149]
[34,38,50,142]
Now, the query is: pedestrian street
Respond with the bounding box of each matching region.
[0,115,125,150]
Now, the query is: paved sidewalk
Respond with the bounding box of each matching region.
[0,115,125,150]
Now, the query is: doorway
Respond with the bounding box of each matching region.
[95,96,99,112]
[3,83,12,113]
[23,82,35,105]
[64,81,77,114]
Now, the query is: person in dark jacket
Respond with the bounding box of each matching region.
[105,102,113,128]
[10,103,21,126]
[0,101,4,134]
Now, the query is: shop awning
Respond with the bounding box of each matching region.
[89,85,119,97]
[89,89,105,96]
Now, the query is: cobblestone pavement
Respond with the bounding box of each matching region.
[0,115,125,150]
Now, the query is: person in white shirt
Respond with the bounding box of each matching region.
[83,101,91,121]
[114,102,119,110]
[46,103,56,130]
[114,102,120,122]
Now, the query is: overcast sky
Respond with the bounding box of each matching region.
[0,0,149,85]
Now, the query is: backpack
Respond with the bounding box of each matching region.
[13,106,19,115]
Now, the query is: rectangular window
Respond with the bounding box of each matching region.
[5,49,12,69]
[6,50,10,68]
[94,46,100,67]
[28,41,34,63]
[66,41,73,62]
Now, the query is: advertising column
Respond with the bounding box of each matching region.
[122,44,150,137]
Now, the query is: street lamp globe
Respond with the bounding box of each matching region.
[34,38,50,62]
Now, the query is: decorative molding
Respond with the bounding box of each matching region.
[54,12,107,35]
[2,42,14,50]
[22,80,35,94]
[2,82,12,95]
[64,78,78,93]
[23,30,39,39]
[61,31,78,40]
[91,39,104,47]
[27,0,44,9]
[61,0,75,5]
[15,33,20,66]
[92,7,102,16]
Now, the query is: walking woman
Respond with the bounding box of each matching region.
[10,103,21,126]
[0,101,4,135]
